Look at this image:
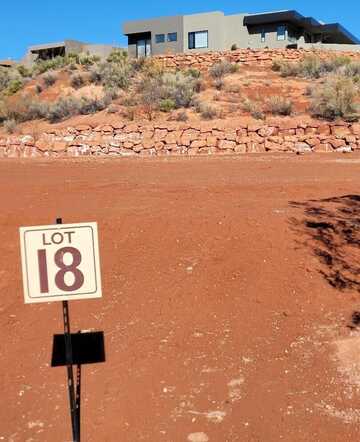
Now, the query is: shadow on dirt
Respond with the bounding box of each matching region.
[289,194,359,293]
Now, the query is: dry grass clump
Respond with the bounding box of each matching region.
[266,95,293,116]
[43,72,57,88]
[272,54,352,79]
[242,98,265,120]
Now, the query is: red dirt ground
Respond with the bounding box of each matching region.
[0,153,359,442]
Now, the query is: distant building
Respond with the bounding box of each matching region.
[0,59,16,68]
[21,40,122,67]
[123,10,360,57]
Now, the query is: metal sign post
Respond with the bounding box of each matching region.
[58,218,80,442]
[19,218,103,442]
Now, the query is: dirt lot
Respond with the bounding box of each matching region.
[0,153,359,442]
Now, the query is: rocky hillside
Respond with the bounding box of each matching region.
[0,48,360,157]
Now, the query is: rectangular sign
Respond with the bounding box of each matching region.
[20,222,102,304]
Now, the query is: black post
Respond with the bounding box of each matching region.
[57,218,80,442]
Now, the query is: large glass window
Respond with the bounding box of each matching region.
[277,25,286,41]
[167,32,178,42]
[155,34,165,43]
[188,31,208,49]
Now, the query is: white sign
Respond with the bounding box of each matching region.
[20,222,102,304]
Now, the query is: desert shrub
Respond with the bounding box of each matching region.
[78,96,108,115]
[231,44,238,51]
[17,65,32,78]
[214,78,225,90]
[226,83,241,93]
[2,96,49,122]
[274,55,353,80]
[161,72,197,107]
[194,100,219,119]
[138,57,164,77]
[35,84,43,94]
[107,49,128,64]
[185,68,201,79]
[200,103,219,120]
[175,110,188,121]
[209,60,237,79]
[159,98,176,112]
[3,119,17,133]
[24,100,49,120]
[70,73,85,89]
[6,78,24,95]
[266,95,293,115]
[100,61,132,91]
[77,52,100,67]
[310,75,359,120]
[47,97,79,122]
[344,62,360,83]
[88,65,103,84]
[0,68,11,92]
[137,71,198,118]
[242,98,265,120]
[43,72,57,87]
[33,56,67,74]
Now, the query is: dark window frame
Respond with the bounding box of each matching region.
[188,30,209,49]
[167,32,178,42]
[155,34,165,44]
[277,25,287,41]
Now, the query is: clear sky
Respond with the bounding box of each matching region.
[1,0,359,61]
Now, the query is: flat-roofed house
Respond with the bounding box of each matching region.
[123,10,360,57]
[21,40,121,67]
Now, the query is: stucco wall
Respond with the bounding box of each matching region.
[123,15,183,57]
[183,12,225,53]
[223,14,249,50]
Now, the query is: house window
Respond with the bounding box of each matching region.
[277,25,286,41]
[188,31,208,49]
[167,32,178,42]
[261,29,266,43]
[155,34,165,43]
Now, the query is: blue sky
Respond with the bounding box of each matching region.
[1,0,359,61]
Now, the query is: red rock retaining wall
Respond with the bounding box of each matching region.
[1,121,359,158]
[155,48,360,70]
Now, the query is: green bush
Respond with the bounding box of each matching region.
[6,78,24,95]
[33,56,67,74]
[159,98,176,112]
[77,52,100,67]
[17,65,32,78]
[310,75,359,120]
[107,49,128,64]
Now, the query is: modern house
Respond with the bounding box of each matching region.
[122,10,360,57]
[21,40,119,67]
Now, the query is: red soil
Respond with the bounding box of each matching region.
[0,154,359,441]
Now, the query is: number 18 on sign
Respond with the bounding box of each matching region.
[20,222,102,303]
